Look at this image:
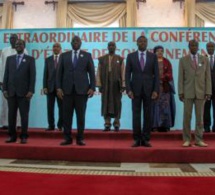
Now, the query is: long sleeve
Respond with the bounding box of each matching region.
[162,58,173,82]
[205,57,212,95]
[56,54,63,90]
[43,58,48,89]
[87,53,96,91]
[2,57,9,92]
[153,55,159,93]
[29,57,36,93]
[0,53,3,83]
[178,58,184,95]
[96,62,102,87]
[0,49,6,82]
[125,54,132,93]
[121,60,125,88]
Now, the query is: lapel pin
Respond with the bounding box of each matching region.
[23,59,26,62]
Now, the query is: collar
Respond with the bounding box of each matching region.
[138,50,146,56]
[190,53,198,58]
[54,54,60,57]
[72,49,80,54]
[207,54,214,58]
[17,53,24,58]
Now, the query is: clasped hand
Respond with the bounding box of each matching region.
[26,92,33,100]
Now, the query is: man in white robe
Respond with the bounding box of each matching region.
[0,34,28,129]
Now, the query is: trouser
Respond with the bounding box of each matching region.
[203,94,215,130]
[132,93,152,142]
[183,98,205,143]
[47,91,63,128]
[62,92,88,142]
[104,115,120,128]
[7,96,30,139]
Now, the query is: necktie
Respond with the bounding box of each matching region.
[54,55,58,69]
[193,55,197,70]
[16,55,21,69]
[210,55,213,69]
[73,51,78,68]
[140,52,145,71]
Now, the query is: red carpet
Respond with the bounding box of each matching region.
[0,129,215,163]
[0,171,215,195]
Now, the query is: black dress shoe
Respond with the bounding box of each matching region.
[204,126,211,133]
[103,127,110,132]
[5,138,17,143]
[1,126,8,130]
[76,140,86,146]
[114,126,119,132]
[58,127,63,131]
[131,141,141,147]
[151,128,158,132]
[60,140,72,146]
[45,127,55,131]
[141,141,152,147]
[158,127,169,132]
[20,138,27,144]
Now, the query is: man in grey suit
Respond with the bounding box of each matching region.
[178,39,211,147]
[43,43,63,131]
[125,35,159,147]
[3,39,36,144]
[56,36,95,146]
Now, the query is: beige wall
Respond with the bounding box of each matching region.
[12,0,56,29]
[137,0,184,27]
[10,0,185,28]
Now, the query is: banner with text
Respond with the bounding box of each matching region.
[0,28,214,130]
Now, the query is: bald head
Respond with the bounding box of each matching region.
[206,42,215,55]
[53,42,61,55]
[71,36,82,51]
[108,41,116,55]
[188,39,199,55]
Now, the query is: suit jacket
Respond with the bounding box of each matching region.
[125,51,159,97]
[3,54,36,97]
[208,55,215,93]
[43,55,58,93]
[178,54,211,99]
[56,50,95,95]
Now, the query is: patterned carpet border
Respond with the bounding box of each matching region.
[0,166,215,177]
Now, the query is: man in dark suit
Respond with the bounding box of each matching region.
[43,42,63,131]
[204,42,215,132]
[3,39,36,144]
[125,35,159,147]
[56,36,95,146]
